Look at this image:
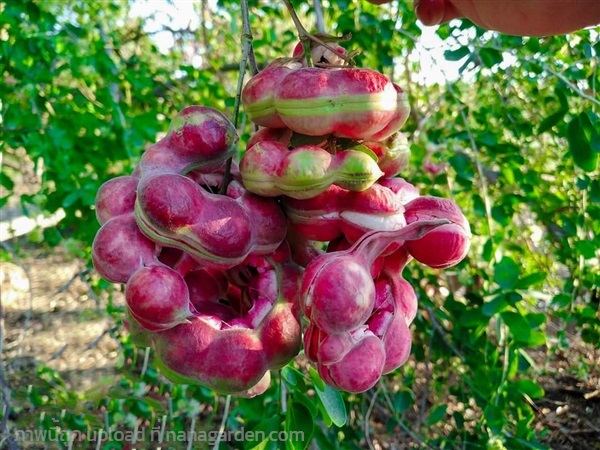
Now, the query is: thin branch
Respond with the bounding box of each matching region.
[220,0,255,194]
[313,0,325,34]
[364,388,379,450]
[282,0,356,67]
[213,395,231,450]
[425,307,465,360]
[379,383,435,450]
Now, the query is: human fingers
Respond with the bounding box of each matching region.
[414,0,461,26]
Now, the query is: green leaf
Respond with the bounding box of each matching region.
[516,272,546,289]
[285,402,313,450]
[538,110,566,134]
[246,416,282,450]
[281,366,303,387]
[494,257,520,290]
[392,389,415,414]
[502,311,531,343]
[514,379,545,399]
[460,308,488,327]
[483,296,509,317]
[567,115,598,172]
[293,390,319,418]
[444,46,470,61]
[426,404,447,425]
[479,48,503,68]
[310,370,347,427]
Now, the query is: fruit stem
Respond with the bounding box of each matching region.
[220,0,254,194]
[282,0,313,67]
[348,219,451,267]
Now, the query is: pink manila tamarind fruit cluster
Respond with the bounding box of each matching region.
[91,40,471,396]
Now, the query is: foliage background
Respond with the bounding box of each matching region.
[1,0,599,449]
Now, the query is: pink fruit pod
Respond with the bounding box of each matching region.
[239,140,383,199]
[136,106,238,178]
[91,213,158,284]
[283,182,407,243]
[273,67,399,140]
[303,323,355,365]
[242,60,301,129]
[301,219,450,335]
[236,371,272,398]
[95,176,138,225]
[126,265,194,332]
[154,319,269,394]
[225,180,287,256]
[365,84,411,141]
[317,327,386,393]
[364,132,411,178]
[286,227,324,268]
[404,196,471,269]
[378,247,417,323]
[247,127,293,150]
[378,177,420,205]
[367,297,412,374]
[135,173,261,269]
[185,268,235,322]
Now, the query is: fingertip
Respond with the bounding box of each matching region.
[414,0,444,26]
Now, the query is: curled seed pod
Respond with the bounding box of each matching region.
[404,196,471,269]
[363,132,411,178]
[317,327,386,393]
[242,60,300,128]
[91,213,157,284]
[240,141,383,199]
[273,68,400,140]
[126,265,194,332]
[301,219,449,335]
[136,106,238,178]
[365,84,411,141]
[284,183,407,243]
[95,176,138,225]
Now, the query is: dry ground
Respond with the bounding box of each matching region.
[1,244,599,449]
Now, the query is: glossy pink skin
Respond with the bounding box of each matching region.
[185,268,235,321]
[240,140,383,198]
[247,127,293,150]
[95,176,138,225]
[136,106,238,178]
[226,180,287,255]
[284,183,407,243]
[378,177,420,204]
[152,262,302,393]
[135,174,255,268]
[242,62,295,128]
[155,319,269,393]
[302,254,376,335]
[364,133,411,178]
[379,248,417,323]
[365,84,411,141]
[404,196,471,269]
[126,265,194,331]
[237,371,271,398]
[259,302,302,369]
[318,329,386,393]
[91,213,157,284]
[274,68,397,139]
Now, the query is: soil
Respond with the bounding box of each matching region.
[1,244,599,449]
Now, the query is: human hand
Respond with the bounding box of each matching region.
[368,0,600,36]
